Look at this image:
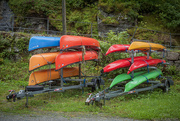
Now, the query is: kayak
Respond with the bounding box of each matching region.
[103,56,151,73]
[109,71,146,89]
[60,35,100,50]
[55,50,98,70]
[28,36,60,51]
[125,69,163,92]
[29,52,59,71]
[127,59,166,74]
[106,44,130,55]
[129,41,166,51]
[28,67,79,85]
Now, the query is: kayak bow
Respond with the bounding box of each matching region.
[127,59,166,74]
[55,50,98,70]
[129,41,166,51]
[28,36,60,51]
[103,56,151,73]
[125,69,163,92]
[60,35,100,50]
[109,71,146,89]
[106,44,130,55]
[29,67,79,85]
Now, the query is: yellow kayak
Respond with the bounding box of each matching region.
[28,67,79,85]
[129,41,166,51]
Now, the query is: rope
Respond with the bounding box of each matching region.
[32,70,37,85]
[82,46,86,63]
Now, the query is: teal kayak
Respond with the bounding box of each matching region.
[109,71,146,89]
[124,69,162,92]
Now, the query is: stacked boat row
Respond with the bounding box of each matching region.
[28,35,100,86]
[103,41,167,92]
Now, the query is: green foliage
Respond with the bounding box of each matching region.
[98,0,140,23]
[137,0,180,31]
[15,37,29,53]
[98,31,130,78]
[0,33,29,59]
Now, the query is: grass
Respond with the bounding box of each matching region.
[0,58,180,120]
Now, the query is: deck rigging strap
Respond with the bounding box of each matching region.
[39,53,57,64]
[143,60,150,73]
[122,44,128,52]
[60,75,67,84]
[142,75,149,83]
[123,59,132,64]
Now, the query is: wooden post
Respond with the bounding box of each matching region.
[62,0,66,35]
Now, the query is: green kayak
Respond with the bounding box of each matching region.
[124,69,162,92]
[109,71,146,89]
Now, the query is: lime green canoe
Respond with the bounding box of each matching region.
[124,69,162,92]
[109,71,146,89]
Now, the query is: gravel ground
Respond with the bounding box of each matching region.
[0,112,148,121]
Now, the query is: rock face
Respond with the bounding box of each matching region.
[97,9,133,37]
[166,52,179,61]
[0,0,14,31]
[165,51,180,70]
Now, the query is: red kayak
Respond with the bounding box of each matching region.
[127,59,166,74]
[60,35,100,50]
[55,50,98,70]
[103,56,151,73]
[106,44,130,55]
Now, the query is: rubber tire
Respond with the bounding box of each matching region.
[25,85,44,92]
[162,80,170,93]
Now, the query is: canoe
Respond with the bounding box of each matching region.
[125,69,163,92]
[55,50,98,70]
[28,67,79,85]
[127,59,166,74]
[106,44,130,55]
[29,52,59,71]
[103,56,151,73]
[129,41,166,51]
[28,36,60,51]
[59,35,100,50]
[109,71,146,89]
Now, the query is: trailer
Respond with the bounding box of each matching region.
[85,41,174,106]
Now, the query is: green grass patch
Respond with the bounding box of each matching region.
[0,58,180,120]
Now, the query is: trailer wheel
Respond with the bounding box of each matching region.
[162,80,170,93]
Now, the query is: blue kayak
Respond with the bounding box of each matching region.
[28,36,61,51]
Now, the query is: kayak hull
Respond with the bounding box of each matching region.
[106,44,130,55]
[127,59,166,74]
[103,56,151,73]
[28,67,79,85]
[129,41,166,51]
[60,35,100,50]
[125,69,163,92]
[109,71,146,89]
[55,50,98,70]
[28,36,60,51]
[29,52,59,71]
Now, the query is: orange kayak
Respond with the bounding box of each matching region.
[29,67,79,85]
[55,50,98,70]
[60,35,100,50]
[29,52,59,71]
